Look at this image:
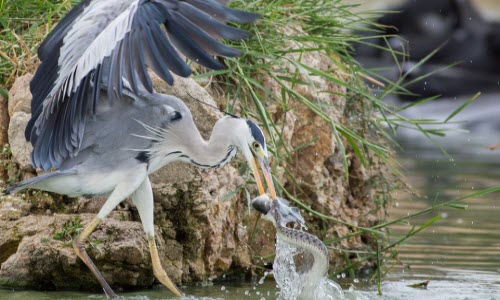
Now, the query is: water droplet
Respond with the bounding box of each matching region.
[259,271,271,285]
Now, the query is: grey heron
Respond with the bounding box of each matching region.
[3,0,277,298]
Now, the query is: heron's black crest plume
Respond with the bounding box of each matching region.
[185,92,238,118]
[246,120,265,148]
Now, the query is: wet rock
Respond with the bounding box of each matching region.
[0,95,8,146]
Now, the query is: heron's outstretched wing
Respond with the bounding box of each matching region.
[27,0,258,171]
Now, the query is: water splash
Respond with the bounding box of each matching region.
[273,236,344,300]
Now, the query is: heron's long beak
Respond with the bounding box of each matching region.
[249,155,277,199]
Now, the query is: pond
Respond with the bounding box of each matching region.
[1,95,499,299]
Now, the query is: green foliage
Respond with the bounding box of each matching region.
[53,216,83,242]
[214,0,489,289]
[0,0,79,88]
[196,0,394,181]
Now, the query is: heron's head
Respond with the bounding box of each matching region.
[221,117,277,199]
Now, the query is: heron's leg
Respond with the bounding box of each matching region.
[131,177,183,297]
[73,217,117,298]
[73,179,144,299]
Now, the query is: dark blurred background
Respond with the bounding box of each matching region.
[350,0,500,155]
[352,0,500,99]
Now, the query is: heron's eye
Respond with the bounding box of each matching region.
[252,142,260,149]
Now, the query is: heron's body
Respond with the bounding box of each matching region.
[8,91,250,198]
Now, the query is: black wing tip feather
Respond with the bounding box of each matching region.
[37,0,94,61]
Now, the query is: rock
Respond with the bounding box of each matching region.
[0,94,9,185]
[0,214,165,289]
[7,74,32,117]
[7,111,33,170]
[0,95,8,147]
[0,194,32,221]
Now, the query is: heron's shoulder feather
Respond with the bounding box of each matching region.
[60,94,181,169]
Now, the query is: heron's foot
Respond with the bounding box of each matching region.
[73,218,118,299]
[148,236,183,297]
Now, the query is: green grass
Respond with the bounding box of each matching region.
[0,0,78,94]
[199,0,393,180]
[53,216,83,242]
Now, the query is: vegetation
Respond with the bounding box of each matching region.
[1,0,498,296]
[53,216,82,241]
[0,0,79,97]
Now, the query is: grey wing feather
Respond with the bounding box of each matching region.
[26,0,259,171]
[60,91,186,172]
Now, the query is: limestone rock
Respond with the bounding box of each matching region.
[0,214,163,289]
[7,74,32,117]
[8,111,33,170]
[0,95,8,147]
[0,94,9,185]
[0,194,32,221]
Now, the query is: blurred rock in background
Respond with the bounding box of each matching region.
[351,0,500,99]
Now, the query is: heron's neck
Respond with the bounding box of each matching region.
[185,128,238,169]
[148,119,239,172]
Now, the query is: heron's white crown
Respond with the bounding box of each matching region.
[214,117,267,157]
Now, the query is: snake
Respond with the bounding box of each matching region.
[252,195,330,298]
